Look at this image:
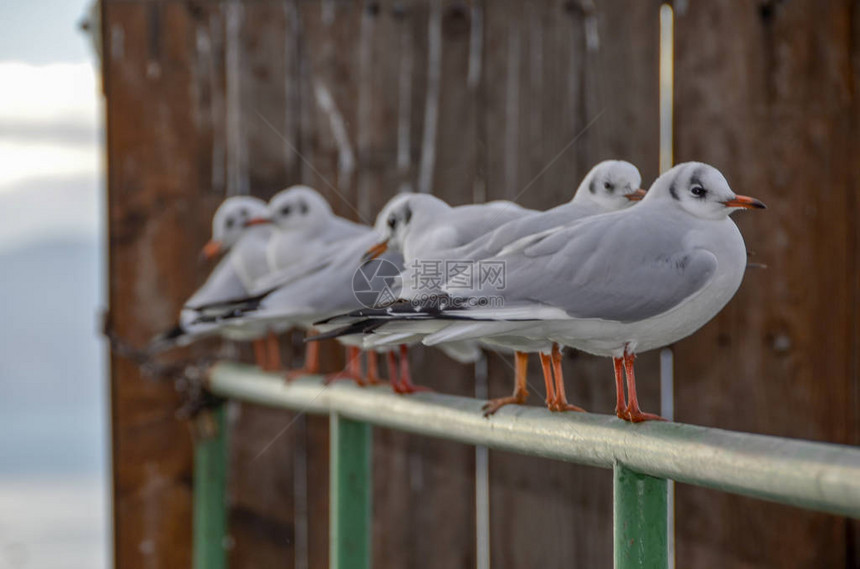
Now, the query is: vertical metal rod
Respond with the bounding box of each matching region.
[193,405,229,569]
[293,415,309,569]
[613,464,668,569]
[659,349,676,569]
[658,3,674,174]
[330,414,372,569]
[473,353,491,569]
[659,6,676,567]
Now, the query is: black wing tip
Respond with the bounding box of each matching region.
[306,320,386,342]
[159,323,186,341]
[185,286,276,314]
[146,323,186,353]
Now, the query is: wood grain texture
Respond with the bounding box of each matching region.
[673,1,860,567]
[481,1,660,567]
[105,3,221,568]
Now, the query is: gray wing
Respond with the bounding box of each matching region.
[461,213,718,323]
[255,228,377,293]
[185,254,250,309]
[447,203,536,246]
[454,203,586,260]
[322,217,370,243]
[251,234,392,319]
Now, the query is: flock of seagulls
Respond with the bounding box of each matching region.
[151,160,765,422]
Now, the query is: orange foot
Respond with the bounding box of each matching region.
[624,407,667,423]
[284,368,318,382]
[548,399,587,413]
[324,371,365,387]
[481,395,527,417]
[391,380,433,395]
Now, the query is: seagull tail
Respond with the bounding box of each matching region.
[147,324,188,353]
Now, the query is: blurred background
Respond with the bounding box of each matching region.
[0,2,107,568]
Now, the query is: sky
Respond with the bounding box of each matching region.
[0,0,102,248]
[0,1,108,568]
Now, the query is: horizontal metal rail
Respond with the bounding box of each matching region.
[208,362,860,519]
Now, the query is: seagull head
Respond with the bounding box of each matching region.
[572,160,645,211]
[645,162,766,220]
[204,196,270,259]
[267,185,333,233]
[364,193,451,262]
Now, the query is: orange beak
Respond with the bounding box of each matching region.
[625,188,647,201]
[361,240,389,263]
[202,240,223,260]
[723,195,767,210]
[244,217,271,227]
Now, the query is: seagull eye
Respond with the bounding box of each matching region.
[387,216,397,229]
[225,218,235,229]
[690,185,707,198]
[603,181,614,191]
[280,205,292,216]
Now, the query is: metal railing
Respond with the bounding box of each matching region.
[194,362,860,569]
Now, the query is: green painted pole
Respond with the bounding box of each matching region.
[614,464,668,569]
[193,405,229,569]
[330,414,372,569]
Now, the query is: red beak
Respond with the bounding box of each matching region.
[361,240,389,263]
[244,217,271,227]
[201,240,223,260]
[723,195,767,210]
[625,188,647,201]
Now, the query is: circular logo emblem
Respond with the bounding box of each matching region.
[352,258,403,308]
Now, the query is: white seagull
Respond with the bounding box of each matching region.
[150,196,275,366]
[422,162,765,421]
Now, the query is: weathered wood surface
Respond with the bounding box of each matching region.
[672,1,860,567]
[105,0,859,568]
[481,1,661,566]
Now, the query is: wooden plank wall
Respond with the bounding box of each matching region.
[104,0,859,568]
[672,1,860,567]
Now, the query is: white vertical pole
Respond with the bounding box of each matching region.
[659,5,676,568]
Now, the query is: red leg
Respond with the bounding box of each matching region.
[285,335,321,381]
[622,349,666,423]
[305,338,320,373]
[393,344,432,394]
[253,338,267,369]
[482,351,530,416]
[266,330,282,372]
[325,346,365,386]
[550,344,586,413]
[365,351,383,385]
[386,351,399,385]
[613,357,627,419]
[539,351,556,410]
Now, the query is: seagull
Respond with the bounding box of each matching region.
[420,162,765,421]
[361,192,533,280]
[322,192,534,388]
[150,196,275,366]
[265,185,367,272]
[450,160,644,264]
[325,160,645,414]
[218,228,411,387]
